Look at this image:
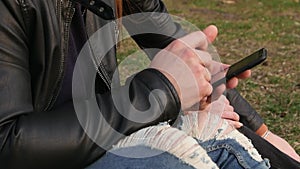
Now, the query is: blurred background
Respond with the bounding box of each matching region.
[118,0,300,153]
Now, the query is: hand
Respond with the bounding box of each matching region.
[150,26,217,110]
[264,131,300,162]
[226,68,251,89]
[220,102,243,129]
[203,95,243,129]
[209,62,252,102]
[204,26,252,90]
[183,95,242,140]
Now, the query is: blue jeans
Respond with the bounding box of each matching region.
[86,139,270,169]
[199,139,270,169]
[87,146,195,169]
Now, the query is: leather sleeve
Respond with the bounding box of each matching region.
[0,1,181,169]
[122,0,186,59]
[226,88,264,132]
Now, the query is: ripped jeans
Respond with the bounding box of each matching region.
[86,99,270,169]
[86,124,270,169]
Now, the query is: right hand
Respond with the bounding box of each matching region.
[150,26,218,110]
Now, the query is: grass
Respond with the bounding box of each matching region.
[117,0,300,154]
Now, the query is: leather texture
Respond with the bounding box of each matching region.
[226,89,264,132]
[0,0,183,168]
[0,0,264,168]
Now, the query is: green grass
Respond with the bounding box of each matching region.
[117,0,300,154]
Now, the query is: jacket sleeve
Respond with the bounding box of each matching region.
[122,0,186,59]
[226,88,264,132]
[0,1,181,169]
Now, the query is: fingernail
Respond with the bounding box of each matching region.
[237,122,243,128]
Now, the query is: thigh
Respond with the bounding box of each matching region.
[86,146,196,169]
[86,125,219,169]
[199,138,270,169]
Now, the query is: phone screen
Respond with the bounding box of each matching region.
[226,48,267,80]
[212,48,267,88]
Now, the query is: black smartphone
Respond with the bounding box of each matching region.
[212,48,267,88]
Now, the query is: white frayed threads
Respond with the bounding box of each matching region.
[113,125,219,169]
[178,111,233,142]
[178,112,265,163]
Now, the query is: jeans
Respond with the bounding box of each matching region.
[87,144,269,169]
[199,138,270,169]
[87,146,196,169]
[86,126,270,169]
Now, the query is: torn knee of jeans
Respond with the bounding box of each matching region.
[176,112,234,142]
[113,125,219,169]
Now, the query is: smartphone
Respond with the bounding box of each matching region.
[212,48,267,88]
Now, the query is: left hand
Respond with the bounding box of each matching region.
[192,95,243,129]
[264,131,300,162]
[207,95,243,129]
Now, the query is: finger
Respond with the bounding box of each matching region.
[224,104,234,112]
[194,50,213,67]
[199,98,210,110]
[201,102,211,112]
[209,84,226,102]
[223,96,230,105]
[180,31,209,50]
[226,77,239,89]
[203,25,218,43]
[225,70,251,88]
[227,120,243,129]
[204,67,212,82]
[209,61,226,76]
[222,64,230,70]
[191,63,211,82]
[199,84,213,108]
[204,82,213,97]
[236,70,251,79]
[222,111,240,121]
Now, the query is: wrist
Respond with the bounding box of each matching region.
[261,130,271,139]
[255,123,268,137]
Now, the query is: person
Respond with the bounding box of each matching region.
[87,95,270,169]
[0,0,298,169]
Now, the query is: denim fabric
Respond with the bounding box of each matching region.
[86,146,196,169]
[86,139,270,169]
[199,139,270,169]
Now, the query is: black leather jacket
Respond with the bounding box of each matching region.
[0,0,186,168]
[0,0,264,168]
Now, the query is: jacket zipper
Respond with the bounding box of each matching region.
[45,0,118,110]
[87,10,119,91]
[93,20,119,90]
[44,0,75,111]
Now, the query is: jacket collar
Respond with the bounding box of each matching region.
[70,0,115,20]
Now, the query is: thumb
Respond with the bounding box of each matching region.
[203,25,218,43]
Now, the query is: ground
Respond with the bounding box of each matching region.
[117,0,300,154]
